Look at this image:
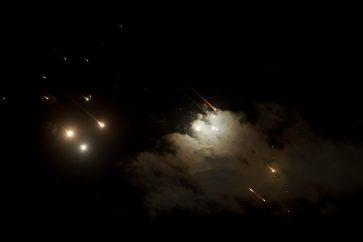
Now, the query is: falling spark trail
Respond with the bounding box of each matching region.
[186,84,217,111]
[178,87,204,111]
[248,187,267,203]
[267,165,277,174]
[63,92,98,122]
[82,94,91,102]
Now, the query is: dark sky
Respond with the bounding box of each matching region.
[1,7,363,237]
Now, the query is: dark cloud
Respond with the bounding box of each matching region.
[125,105,363,216]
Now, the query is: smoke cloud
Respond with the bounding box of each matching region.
[126,104,363,216]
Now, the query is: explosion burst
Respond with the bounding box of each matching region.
[65,129,75,138]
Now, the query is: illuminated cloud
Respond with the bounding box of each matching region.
[126,106,363,216]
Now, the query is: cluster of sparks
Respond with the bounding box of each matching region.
[246,165,280,203]
[44,91,106,153]
[192,116,278,204]
[185,87,286,206]
[44,82,285,209]
[41,51,107,154]
[63,117,105,153]
[63,119,105,153]
[193,111,281,204]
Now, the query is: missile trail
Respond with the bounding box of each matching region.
[63,92,98,122]
[248,187,267,203]
[186,84,217,111]
[178,87,204,111]
[267,165,277,174]
[81,94,92,102]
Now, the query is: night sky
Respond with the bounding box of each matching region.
[2,7,363,237]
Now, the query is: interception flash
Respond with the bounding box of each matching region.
[65,129,75,138]
[80,143,88,152]
[98,121,105,128]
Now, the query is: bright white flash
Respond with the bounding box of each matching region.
[98,121,105,128]
[65,130,74,138]
[80,144,88,151]
[84,95,91,102]
[191,112,223,141]
[211,126,219,131]
[268,165,277,174]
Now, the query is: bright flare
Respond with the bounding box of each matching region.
[83,95,91,102]
[80,144,88,152]
[65,130,74,138]
[194,125,201,132]
[211,126,219,131]
[268,165,277,174]
[98,121,105,128]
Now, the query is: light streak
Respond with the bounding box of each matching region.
[268,165,277,174]
[187,84,217,111]
[248,187,266,203]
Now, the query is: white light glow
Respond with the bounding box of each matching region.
[268,165,277,174]
[211,126,218,131]
[65,130,74,138]
[80,144,88,152]
[98,121,105,128]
